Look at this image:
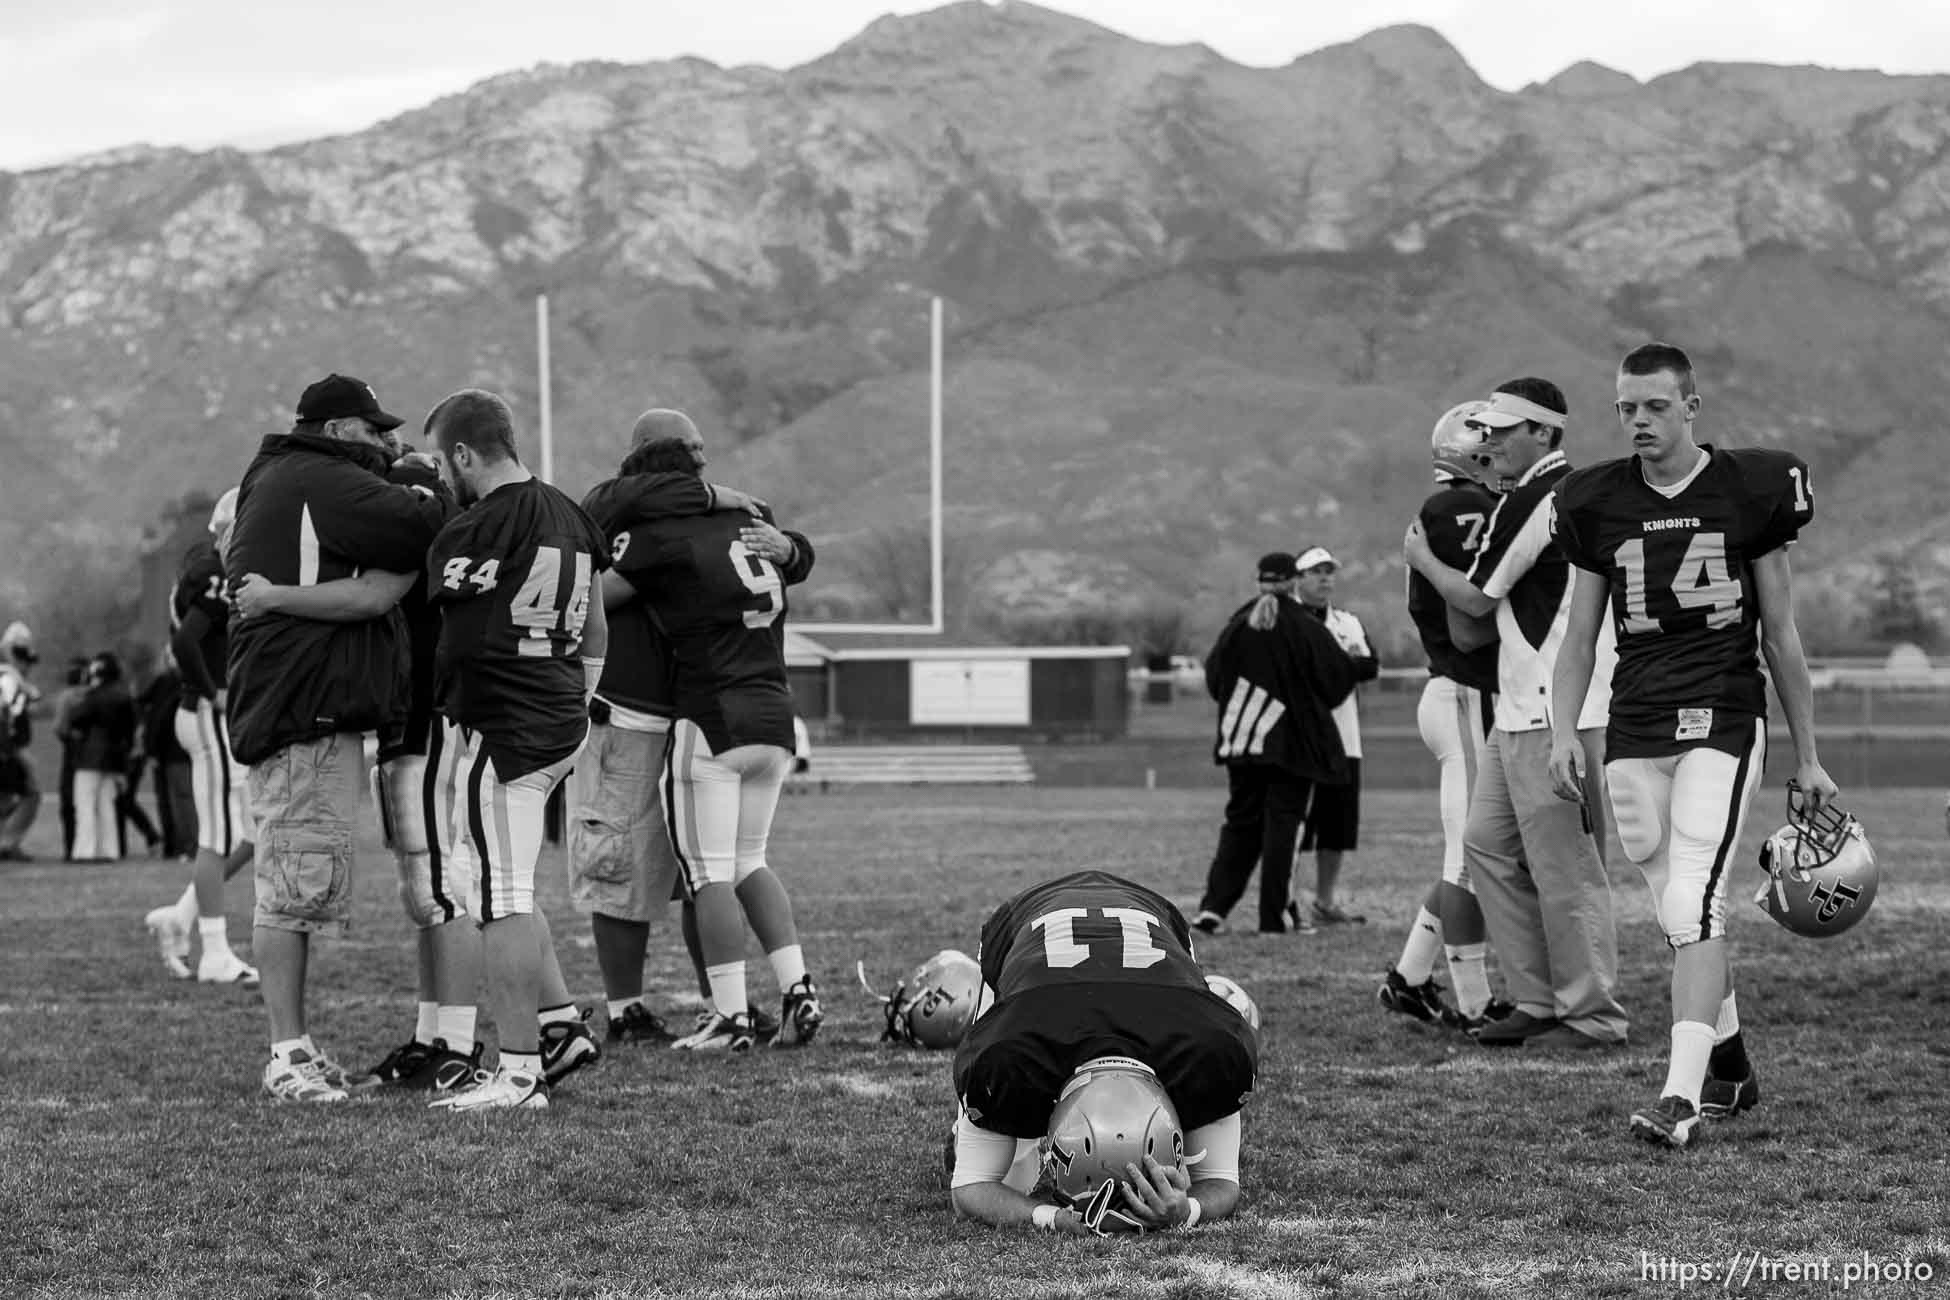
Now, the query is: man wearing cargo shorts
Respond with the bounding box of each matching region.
[226,374,454,1103]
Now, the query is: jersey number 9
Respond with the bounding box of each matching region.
[729,540,784,629]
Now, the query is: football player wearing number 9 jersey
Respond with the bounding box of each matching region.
[601,415,823,1054]
[1548,342,1832,1149]
[422,390,613,1111]
[949,871,1257,1234]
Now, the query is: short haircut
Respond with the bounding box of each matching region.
[1494,377,1568,447]
[621,439,699,477]
[426,389,520,463]
[1619,341,1697,397]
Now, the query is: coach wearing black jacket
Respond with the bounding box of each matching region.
[227,374,455,1103]
[1194,553,1360,936]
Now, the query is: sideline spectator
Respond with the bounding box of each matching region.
[0,622,46,861]
[70,653,137,862]
[1290,546,1380,924]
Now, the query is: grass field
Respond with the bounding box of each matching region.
[3,786,1947,1299]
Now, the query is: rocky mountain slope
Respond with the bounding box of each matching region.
[5,1,1950,655]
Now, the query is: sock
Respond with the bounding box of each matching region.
[414,1001,439,1045]
[608,995,645,1020]
[1713,990,1739,1042]
[272,1037,308,1063]
[1661,1021,1718,1108]
[767,944,808,993]
[1446,944,1491,1019]
[197,916,234,960]
[173,883,199,927]
[436,1006,477,1054]
[1709,1031,1751,1082]
[500,1050,542,1078]
[539,1002,581,1027]
[706,961,748,1019]
[1393,908,1443,984]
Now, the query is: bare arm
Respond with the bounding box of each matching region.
[1406,532,1498,620]
[579,592,610,704]
[600,568,640,612]
[1754,548,1836,804]
[1447,605,1498,652]
[1546,567,1609,801]
[233,571,416,622]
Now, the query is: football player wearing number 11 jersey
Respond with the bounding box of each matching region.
[423,389,613,1111]
[1548,343,1833,1149]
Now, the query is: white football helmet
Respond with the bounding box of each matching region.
[1755,784,1878,938]
[1431,400,1493,484]
[1204,973,1261,1032]
[1040,1057,1184,1235]
[861,950,982,1049]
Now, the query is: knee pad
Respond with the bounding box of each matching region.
[395,850,448,929]
[376,755,429,855]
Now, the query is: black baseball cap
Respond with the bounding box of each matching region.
[295,374,403,431]
[1256,552,1298,582]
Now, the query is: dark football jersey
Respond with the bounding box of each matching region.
[1409,479,1499,692]
[612,506,798,751]
[1554,445,1812,759]
[953,870,1257,1137]
[170,540,231,700]
[582,473,714,718]
[426,478,611,777]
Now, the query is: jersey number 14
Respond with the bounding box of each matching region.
[1614,532,1741,634]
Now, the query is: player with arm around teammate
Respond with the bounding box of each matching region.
[1379,402,1510,1032]
[1547,342,1831,1147]
[949,870,1257,1234]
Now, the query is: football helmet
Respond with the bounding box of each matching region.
[1430,400,1492,484]
[859,950,982,1049]
[1204,973,1261,1032]
[1040,1057,1184,1235]
[1754,784,1878,938]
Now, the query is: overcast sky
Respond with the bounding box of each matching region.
[5,0,1948,171]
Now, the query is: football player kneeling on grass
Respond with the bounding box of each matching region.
[947,870,1257,1234]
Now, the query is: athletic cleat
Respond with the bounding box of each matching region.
[540,1015,602,1085]
[1312,900,1367,926]
[606,1002,677,1046]
[1192,910,1225,935]
[144,907,194,980]
[1630,1094,1702,1148]
[748,1002,782,1044]
[368,1039,438,1087]
[262,1049,349,1103]
[1448,998,1517,1038]
[776,977,824,1047]
[422,1041,486,1096]
[674,1010,757,1053]
[430,1066,549,1111]
[197,952,260,987]
[1377,968,1448,1024]
[309,1048,381,1095]
[1700,1072,1760,1120]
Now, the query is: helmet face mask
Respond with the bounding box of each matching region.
[1754,784,1879,938]
[868,950,982,1049]
[1038,1057,1185,1235]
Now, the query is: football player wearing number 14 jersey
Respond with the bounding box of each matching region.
[422,390,612,1111]
[1548,342,1833,1149]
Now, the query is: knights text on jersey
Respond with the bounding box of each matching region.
[612,508,796,752]
[1410,481,1499,693]
[426,478,611,777]
[1553,445,1813,758]
[171,541,231,697]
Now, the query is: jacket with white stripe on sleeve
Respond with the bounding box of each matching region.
[1203,595,1361,784]
[225,432,455,765]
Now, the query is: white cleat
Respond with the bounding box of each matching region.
[198,951,261,988]
[429,1066,549,1111]
[262,1051,348,1104]
[144,907,193,980]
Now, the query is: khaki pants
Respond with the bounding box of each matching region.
[1463,727,1628,1042]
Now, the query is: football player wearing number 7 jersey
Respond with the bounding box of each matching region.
[422,389,614,1111]
[949,870,1257,1234]
[1548,342,1833,1149]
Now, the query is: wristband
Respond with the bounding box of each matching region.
[1031,1205,1058,1231]
[1182,1197,1202,1229]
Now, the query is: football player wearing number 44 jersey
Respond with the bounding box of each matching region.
[1548,343,1833,1150]
[422,389,613,1111]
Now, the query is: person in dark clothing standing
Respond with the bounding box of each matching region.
[69,653,137,862]
[1194,553,1361,936]
[138,663,197,859]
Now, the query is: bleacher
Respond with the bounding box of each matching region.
[796,745,1036,787]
